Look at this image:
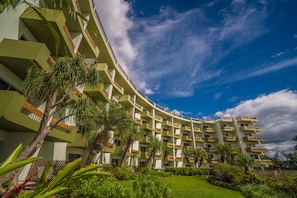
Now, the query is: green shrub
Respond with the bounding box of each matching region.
[114,166,133,180]
[165,167,210,176]
[210,163,262,188]
[240,183,290,198]
[72,177,132,198]
[133,174,172,198]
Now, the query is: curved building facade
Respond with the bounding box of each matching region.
[0,0,270,170]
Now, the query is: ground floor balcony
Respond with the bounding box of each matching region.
[246,147,267,153]
[0,90,77,142]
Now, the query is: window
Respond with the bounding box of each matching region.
[140,147,146,152]
[114,139,121,146]
[139,161,145,167]
[112,159,118,166]
[0,78,16,91]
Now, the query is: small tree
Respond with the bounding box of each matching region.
[215,144,238,164]
[119,123,143,167]
[83,102,133,165]
[236,154,255,174]
[0,56,101,191]
[145,137,162,169]
[192,149,207,172]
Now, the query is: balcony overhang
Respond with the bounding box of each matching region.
[20,7,74,57]
[0,39,51,79]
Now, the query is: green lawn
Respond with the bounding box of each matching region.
[160,176,244,198]
[117,176,244,198]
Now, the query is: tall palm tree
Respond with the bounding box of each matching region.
[119,123,143,167]
[0,56,101,191]
[145,137,162,169]
[83,102,133,165]
[162,144,172,168]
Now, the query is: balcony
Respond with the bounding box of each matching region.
[174,133,181,139]
[256,159,273,166]
[246,147,267,153]
[83,83,109,102]
[163,131,174,137]
[243,136,264,142]
[194,127,201,133]
[111,80,124,96]
[221,126,235,132]
[205,148,216,153]
[93,63,112,83]
[0,90,77,142]
[195,137,204,142]
[155,115,162,122]
[182,136,193,141]
[155,127,162,134]
[163,120,173,127]
[103,143,116,153]
[236,116,258,123]
[185,146,194,150]
[142,111,153,119]
[240,126,260,133]
[134,116,142,125]
[166,142,174,148]
[208,158,219,164]
[119,95,134,107]
[224,136,237,142]
[167,155,175,161]
[173,123,181,129]
[20,7,75,57]
[217,116,233,122]
[203,127,215,133]
[204,137,217,143]
[0,39,51,80]
[79,28,100,58]
[143,123,153,131]
[182,126,192,132]
[135,103,143,112]
[141,136,151,144]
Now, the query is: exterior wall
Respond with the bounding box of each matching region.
[0,0,268,168]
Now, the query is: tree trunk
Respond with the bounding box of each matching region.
[1,92,57,195]
[145,153,153,167]
[120,138,132,167]
[84,131,108,166]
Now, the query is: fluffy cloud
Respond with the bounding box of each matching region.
[216,90,297,155]
[94,0,137,74]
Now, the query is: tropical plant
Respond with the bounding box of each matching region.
[119,123,143,167]
[191,149,208,171]
[83,101,133,165]
[162,144,172,168]
[215,144,238,164]
[145,137,162,169]
[0,56,101,190]
[236,154,255,174]
[17,158,107,198]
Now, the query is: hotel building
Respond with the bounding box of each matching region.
[0,0,270,174]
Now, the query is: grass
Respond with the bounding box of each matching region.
[161,176,244,198]
[116,176,244,198]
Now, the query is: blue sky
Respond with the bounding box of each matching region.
[95,0,297,155]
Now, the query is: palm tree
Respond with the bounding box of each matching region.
[145,137,162,169]
[0,56,101,191]
[83,102,133,165]
[215,144,238,164]
[236,154,255,174]
[119,123,143,167]
[192,149,208,170]
[182,147,192,166]
[162,144,172,168]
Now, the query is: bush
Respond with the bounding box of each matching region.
[72,177,133,198]
[210,163,262,187]
[133,174,172,198]
[240,183,290,198]
[165,167,210,176]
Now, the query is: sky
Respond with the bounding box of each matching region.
[94,0,297,156]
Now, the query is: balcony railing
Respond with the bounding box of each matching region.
[246,147,267,153]
[221,126,235,132]
[240,126,260,133]
[224,136,236,142]
[243,136,264,142]
[163,131,174,137]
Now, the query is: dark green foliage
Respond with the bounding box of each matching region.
[165,167,210,176]
[240,183,290,198]
[132,174,172,198]
[72,177,133,198]
[210,163,262,187]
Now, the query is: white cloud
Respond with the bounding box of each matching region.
[216,89,297,154]
[94,0,137,74]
